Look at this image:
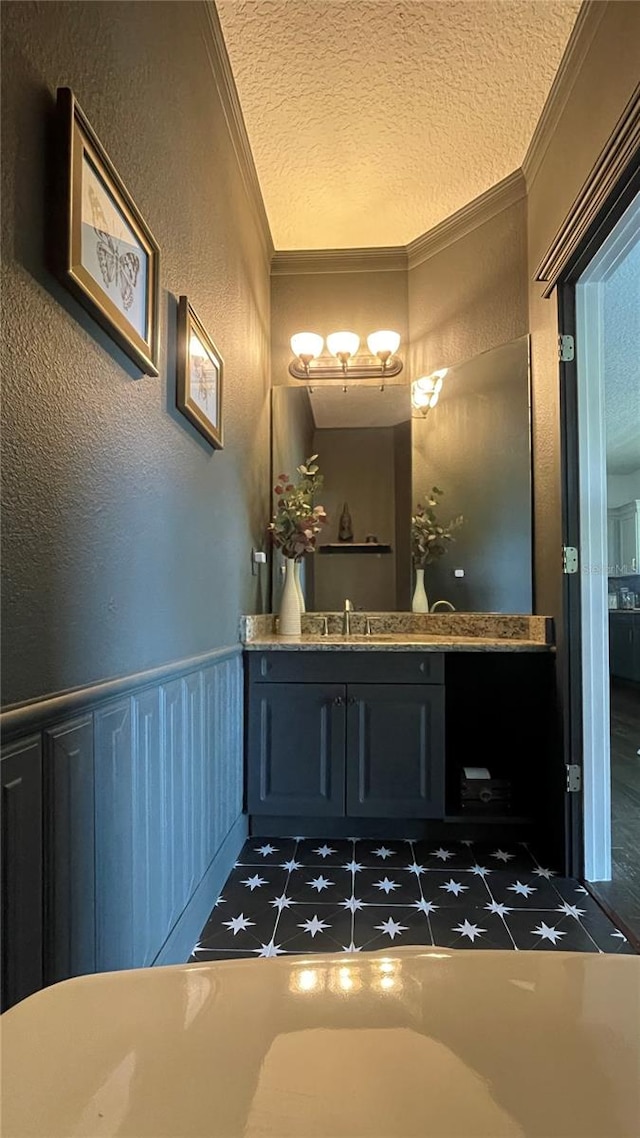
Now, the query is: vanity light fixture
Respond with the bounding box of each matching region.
[289,328,403,381]
[411,369,448,416]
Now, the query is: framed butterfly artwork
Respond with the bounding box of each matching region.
[176,297,224,450]
[55,87,160,376]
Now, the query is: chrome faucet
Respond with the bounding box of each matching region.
[343,598,353,636]
[430,599,456,613]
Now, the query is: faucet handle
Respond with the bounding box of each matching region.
[344,598,353,611]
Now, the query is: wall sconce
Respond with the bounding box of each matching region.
[411,369,448,416]
[289,329,402,380]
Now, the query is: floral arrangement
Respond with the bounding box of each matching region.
[268,455,328,560]
[411,487,463,569]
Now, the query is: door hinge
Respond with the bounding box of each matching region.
[563,545,579,574]
[566,764,582,793]
[558,334,575,362]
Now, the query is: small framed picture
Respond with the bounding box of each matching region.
[176,297,224,450]
[55,87,160,376]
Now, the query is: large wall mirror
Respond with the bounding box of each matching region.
[271,334,532,614]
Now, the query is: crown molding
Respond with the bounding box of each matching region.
[201,2,273,259]
[522,1,606,189]
[271,247,408,276]
[406,170,526,270]
[535,83,640,295]
[271,173,525,277]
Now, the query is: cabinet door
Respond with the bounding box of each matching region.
[607,511,621,576]
[632,618,640,684]
[1,736,43,1011]
[618,503,639,576]
[346,684,445,817]
[248,684,346,816]
[609,616,634,680]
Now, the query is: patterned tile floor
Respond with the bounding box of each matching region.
[190,837,637,960]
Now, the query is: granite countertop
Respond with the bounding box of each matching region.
[243,633,552,653]
[241,613,554,653]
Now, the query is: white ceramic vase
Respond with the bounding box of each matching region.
[294,560,305,614]
[279,558,302,635]
[412,567,429,613]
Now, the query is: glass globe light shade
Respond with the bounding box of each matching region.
[291,332,324,360]
[326,331,360,359]
[411,378,433,409]
[429,391,440,409]
[367,330,401,358]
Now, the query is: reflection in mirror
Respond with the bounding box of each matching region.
[411,335,532,613]
[271,384,412,612]
[271,335,532,614]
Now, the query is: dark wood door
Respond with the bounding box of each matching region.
[346,684,445,817]
[1,735,43,1011]
[248,683,346,816]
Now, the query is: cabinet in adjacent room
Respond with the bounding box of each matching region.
[608,500,640,576]
[609,614,640,682]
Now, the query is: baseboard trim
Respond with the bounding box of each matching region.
[152,814,248,967]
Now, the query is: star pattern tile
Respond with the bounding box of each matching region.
[190,838,637,962]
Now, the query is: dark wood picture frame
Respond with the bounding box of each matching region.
[176,296,224,450]
[55,87,160,376]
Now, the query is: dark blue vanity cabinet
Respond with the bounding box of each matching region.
[248,681,347,817]
[246,652,446,822]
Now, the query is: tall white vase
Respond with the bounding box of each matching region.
[279,558,302,635]
[412,567,429,613]
[294,560,306,614]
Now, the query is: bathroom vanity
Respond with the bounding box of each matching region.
[243,613,559,852]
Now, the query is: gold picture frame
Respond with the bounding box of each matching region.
[177,297,224,450]
[55,87,160,376]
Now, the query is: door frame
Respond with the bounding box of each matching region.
[557,153,640,880]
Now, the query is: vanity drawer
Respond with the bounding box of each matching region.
[246,651,444,685]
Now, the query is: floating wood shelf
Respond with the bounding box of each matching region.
[318,543,393,555]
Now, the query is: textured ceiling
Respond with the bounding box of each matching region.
[216,0,580,249]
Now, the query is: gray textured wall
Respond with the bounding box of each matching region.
[312,427,397,611]
[408,199,528,380]
[1,1,271,707]
[271,268,409,387]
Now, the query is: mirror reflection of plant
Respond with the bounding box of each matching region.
[411,487,463,568]
[268,455,328,560]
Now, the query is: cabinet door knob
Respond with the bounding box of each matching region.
[333,696,344,706]
[348,696,357,705]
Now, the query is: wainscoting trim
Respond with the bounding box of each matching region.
[153,813,248,967]
[0,645,241,739]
